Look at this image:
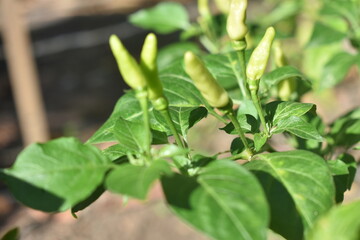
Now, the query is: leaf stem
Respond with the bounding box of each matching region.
[136,90,152,161]
[250,90,269,137]
[227,110,253,159]
[160,109,185,149]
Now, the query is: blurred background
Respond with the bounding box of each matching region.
[0,0,359,239]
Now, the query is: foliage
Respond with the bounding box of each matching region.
[1,1,359,239]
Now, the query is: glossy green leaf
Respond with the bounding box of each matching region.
[251,171,304,240]
[71,185,105,214]
[162,160,269,240]
[246,150,335,230]
[272,101,314,125]
[128,2,190,34]
[113,117,149,153]
[3,137,111,212]
[319,52,357,90]
[306,200,360,240]
[106,160,171,200]
[272,116,323,141]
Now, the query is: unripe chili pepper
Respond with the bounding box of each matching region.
[198,0,211,20]
[214,0,230,14]
[109,35,147,90]
[273,40,296,101]
[184,51,231,109]
[246,27,276,91]
[140,33,165,102]
[226,0,248,41]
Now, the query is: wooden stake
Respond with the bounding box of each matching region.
[0,0,50,145]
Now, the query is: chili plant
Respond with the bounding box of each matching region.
[1,0,360,239]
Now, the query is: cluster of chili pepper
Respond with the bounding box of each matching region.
[110,0,281,160]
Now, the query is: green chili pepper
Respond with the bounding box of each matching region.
[184,51,231,109]
[226,0,248,41]
[140,33,165,102]
[109,35,147,90]
[215,0,230,14]
[273,40,296,101]
[214,0,230,14]
[198,0,211,20]
[246,27,276,91]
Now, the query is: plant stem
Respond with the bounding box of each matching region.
[160,109,185,148]
[207,107,228,124]
[227,53,248,99]
[227,110,253,159]
[250,90,269,136]
[237,49,251,99]
[136,91,152,162]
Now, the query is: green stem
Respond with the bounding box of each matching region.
[136,91,152,162]
[160,109,185,148]
[207,107,228,124]
[250,90,269,136]
[227,110,253,159]
[227,53,248,99]
[237,50,251,99]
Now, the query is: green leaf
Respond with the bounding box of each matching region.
[261,66,309,89]
[307,22,347,47]
[3,137,111,212]
[319,52,357,90]
[1,228,19,240]
[302,43,342,88]
[105,160,171,200]
[102,144,128,161]
[306,200,360,240]
[254,133,267,152]
[162,160,269,240]
[246,150,335,231]
[272,101,314,126]
[328,154,357,203]
[203,51,249,101]
[71,185,105,214]
[330,107,360,148]
[251,171,304,240]
[128,2,190,34]
[272,116,323,141]
[113,117,149,153]
[156,144,189,159]
[153,107,207,140]
[158,42,201,70]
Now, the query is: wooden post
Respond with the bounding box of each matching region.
[0,0,50,145]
